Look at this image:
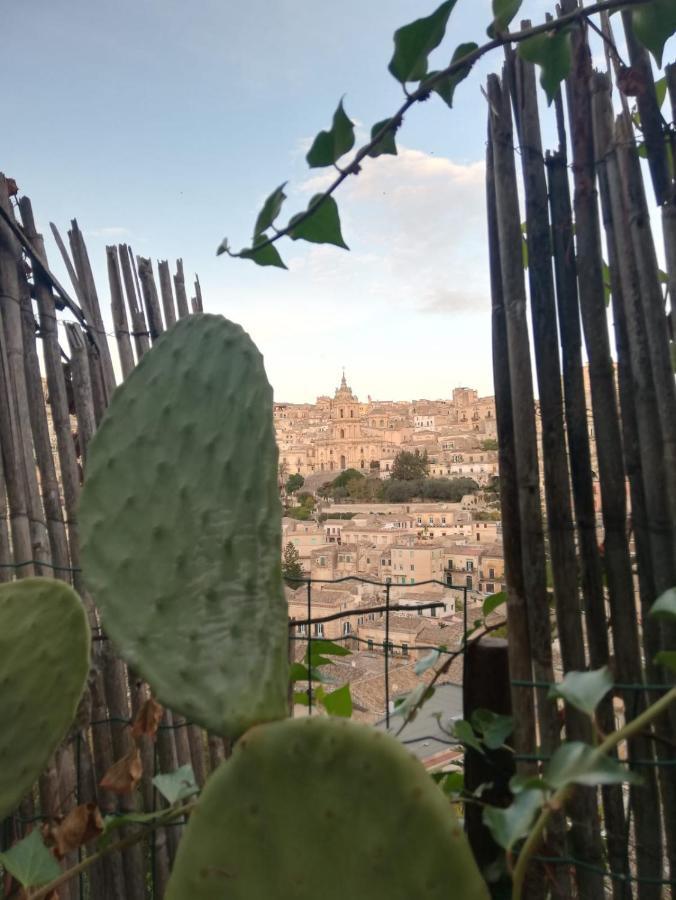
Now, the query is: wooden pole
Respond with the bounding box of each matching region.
[463,638,513,891]
[157,260,176,329]
[136,257,164,342]
[487,72,570,899]
[512,45,604,898]
[107,246,135,380]
[118,245,150,361]
[64,324,96,470]
[193,274,203,312]
[560,11,664,893]
[173,259,190,319]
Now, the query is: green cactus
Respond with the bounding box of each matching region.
[79,314,288,739]
[166,717,490,900]
[0,578,90,819]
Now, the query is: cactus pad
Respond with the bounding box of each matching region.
[166,717,489,900]
[79,314,288,738]
[0,578,90,819]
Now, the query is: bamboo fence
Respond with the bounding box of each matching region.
[0,185,219,898]
[487,12,675,900]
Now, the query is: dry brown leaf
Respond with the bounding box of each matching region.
[100,746,143,795]
[46,803,103,858]
[617,64,646,97]
[131,696,164,741]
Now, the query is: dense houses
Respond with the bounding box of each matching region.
[275,374,499,484]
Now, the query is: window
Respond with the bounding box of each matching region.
[486,583,495,593]
[343,621,351,635]
[418,608,423,616]
[350,410,354,418]
[489,567,495,579]
[367,639,374,651]
[476,533,480,541]
[402,643,409,657]
[410,565,415,571]
[318,556,326,567]
[340,409,344,418]
[466,575,473,588]
[340,429,345,439]
[410,578,415,584]
[428,516,434,525]
[314,623,324,637]
[441,517,446,525]
[297,623,307,635]
[466,560,474,572]
[383,640,394,656]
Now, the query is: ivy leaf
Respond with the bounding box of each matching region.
[483,789,544,851]
[509,774,550,794]
[289,662,310,683]
[452,719,485,754]
[632,0,676,68]
[152,765,199,805]
[483,590,507,618]
[470,708,514,749]
[492,0,522,33]
[426,42,479,109]
[392,683,435,720]
[518,29,572,105]
[293,690,310,706]
[655,76,667,109]
[0,829,61,888]
[368,119,398,158]
[388,0,458,84]
[415,648,440,675]
[545,742,642,789]
[306,100,355,168]
[655,650,676,673]
[288,195,348,249]
[320,683,353,718]
[309,639,352,659]
[438,771,464,796]
[651,587,676,619]
[254,183,287,238]
[239,235,287,269]
[548,666,613,716]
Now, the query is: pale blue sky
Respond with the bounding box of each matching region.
[4,1,667,402]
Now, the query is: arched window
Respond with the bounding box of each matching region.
[340,429,345,439]
[350,410,354,418]
[340,409,344,418]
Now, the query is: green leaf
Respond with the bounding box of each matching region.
[288,195,348,249]
[391,683,435,720]
[483,789,544,851]
[492,0,522,33]
[254,183,287,238]
[426,42,479,109]
[655,76,667,108]
[0,829,61,888]
[521,234,528,270]
[289,662,310,683]
[470,708,514,750]
[483,590,507,618]
[308,639,352,659]
[153,765,199,805]
[518,28,572,105]
[239,235,287,269]
[655,650,676,673]
[545,742,642,789]
[632,0,676,68]
[509,774,550,794]
[293,690,310,706]
[602,260,612,305]
[439,771,464,796]
[548,667,613,716]
[320,683,353,717]
[452,719,485,754]
[216,237,230,256]
[415,648,440,675]
[651,587,676,619]
[388,0,458,84]
[367,119,398,158]
[306,100,355,168]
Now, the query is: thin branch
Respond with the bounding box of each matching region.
[511,686,676,900]
[28,800,198,900]
[224,0,652,258]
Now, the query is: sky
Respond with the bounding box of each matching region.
[3,1,671,403]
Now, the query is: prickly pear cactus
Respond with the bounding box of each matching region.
[0,578,90,819]
[79,314,288,738]
[166,718,489,900]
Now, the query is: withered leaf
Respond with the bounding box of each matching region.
[47,803,103,858]
[131,697,164,741]
[100,747,143,795]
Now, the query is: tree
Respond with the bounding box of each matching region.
[296,492,315,509]
[421,477,479,501]
[480,439,498,451]
[282,542,304,585]
[286,473,304,493]
[380,479,421,502]
[332,468,364,489]
[391,450,429,481]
